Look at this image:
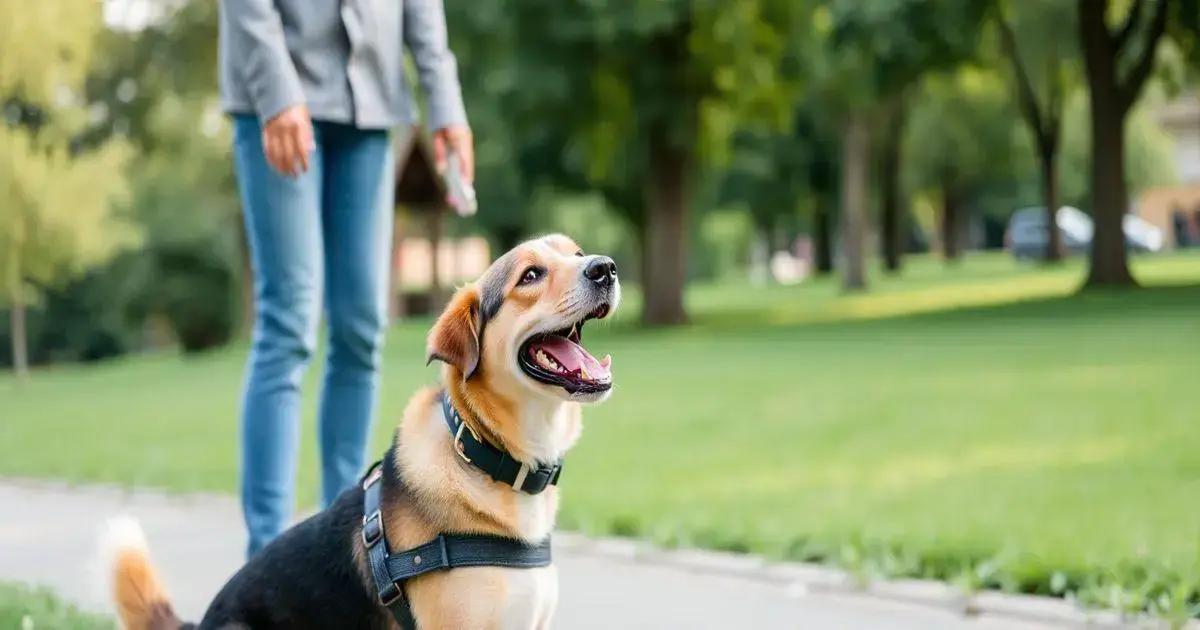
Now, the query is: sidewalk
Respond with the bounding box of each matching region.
[0,480,1099,629]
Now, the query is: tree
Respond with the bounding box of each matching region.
[904,68,1023,260]
[0,128,134,379]
[719,105,832,275]
[817,0,992,289]
[995,1,1079,263]
[1077,0,1169,286]
[82,1,243,351]
[478,1,806,325]
[0,0,136,379]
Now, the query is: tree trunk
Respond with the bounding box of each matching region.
[10,298,28,380]
[1077,0,1160,287]
[880,98,906,273]
[1086,104,1133,285]
[8,280,28,381]
[940,177,962,261]
[812,197,834,275]
[1039,148,1064,262]
[839,113,870,292]
[641,130,690,325]
[880,133,902,273]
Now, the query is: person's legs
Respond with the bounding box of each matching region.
[233,115,325,556]
[316,123,394,507]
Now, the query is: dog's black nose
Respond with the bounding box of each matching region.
[583,256,617,287]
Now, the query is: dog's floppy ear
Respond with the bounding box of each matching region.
[426,284,484,380]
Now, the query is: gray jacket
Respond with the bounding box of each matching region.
[218,0,467,130]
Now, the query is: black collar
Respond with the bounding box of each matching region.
[440,391,563,494]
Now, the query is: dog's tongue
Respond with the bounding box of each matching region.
[534,335,611,381]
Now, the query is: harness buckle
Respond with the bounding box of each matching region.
[378,580,404,608]
[362,510,383,549]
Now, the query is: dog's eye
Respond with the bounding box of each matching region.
[574,251,584,257]
[518,266,545,286]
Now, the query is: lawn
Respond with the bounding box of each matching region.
[3,252,1199,609]
[0,583,112,629]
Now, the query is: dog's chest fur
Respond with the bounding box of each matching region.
[386,389,574,629]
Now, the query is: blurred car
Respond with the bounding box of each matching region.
[1007,206,1092,259]
[1122,213,1165,253]
[1006,206,1163,259]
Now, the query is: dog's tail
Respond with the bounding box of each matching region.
[101,517,185,630]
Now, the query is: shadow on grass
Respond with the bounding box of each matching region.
[681,283,1200,335]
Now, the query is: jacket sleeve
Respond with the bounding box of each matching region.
[221,0,305,123]
[403,0,468,130]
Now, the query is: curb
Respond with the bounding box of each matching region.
[554,533,1189,629]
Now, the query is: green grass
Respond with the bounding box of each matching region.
[3,252,1200,611]
[0,583,112,630]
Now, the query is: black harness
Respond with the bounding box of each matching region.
[361,393,560,629]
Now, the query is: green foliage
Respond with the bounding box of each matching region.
[449,0,807,225]
[719,103,825,242]
[0,0,140,377]
[996,0,1081,113]
[0,125,137,306]
[0,1,100,104]
[10,2,244,361]
[123,100,242,352]
[815,0,992,107]
[697,209,755,280]
[904,67,1025,201]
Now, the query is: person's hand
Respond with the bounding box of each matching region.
[262,105,314,177]
[432,125,474,184]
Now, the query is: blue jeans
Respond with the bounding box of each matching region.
[232,115,394,556]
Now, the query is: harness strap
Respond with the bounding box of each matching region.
[441,392,563,494]
[361,461,552,629]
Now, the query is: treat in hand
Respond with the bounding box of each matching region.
[445,151,477,217]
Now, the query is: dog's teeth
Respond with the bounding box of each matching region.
[600,354,612,368]
[580,366,590,380]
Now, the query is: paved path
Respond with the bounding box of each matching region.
[0,481,1071,629]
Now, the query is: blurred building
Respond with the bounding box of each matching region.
[1138,93,1200,249]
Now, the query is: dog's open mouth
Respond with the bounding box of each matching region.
[518,303,612,394]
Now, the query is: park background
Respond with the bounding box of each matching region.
[2,0,1200,626]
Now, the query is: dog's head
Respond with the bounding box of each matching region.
[427,234,620,404]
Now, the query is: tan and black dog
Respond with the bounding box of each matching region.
[105,234,620,629]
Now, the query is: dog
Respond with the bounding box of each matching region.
[105,234,620,629]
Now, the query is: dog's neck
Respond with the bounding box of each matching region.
[390,379,580,544]
[444,368,582,466]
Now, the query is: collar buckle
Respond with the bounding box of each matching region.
[511,462,530,491]
[453,422,473,464]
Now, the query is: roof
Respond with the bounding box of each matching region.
[393,125,447,212]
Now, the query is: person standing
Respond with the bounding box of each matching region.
[219,0,474,556]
